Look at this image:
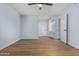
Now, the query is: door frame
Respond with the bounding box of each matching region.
[66,14,69,45]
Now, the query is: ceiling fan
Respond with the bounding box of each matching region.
[28,3,53,10]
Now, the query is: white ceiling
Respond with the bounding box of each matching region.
[9,3,73,16]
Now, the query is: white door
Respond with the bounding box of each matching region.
[60,14,67,43]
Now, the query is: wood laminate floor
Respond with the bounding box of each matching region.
[0,36,79,56]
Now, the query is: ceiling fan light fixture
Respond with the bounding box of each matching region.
[28,3,53,10]
[38,4,42,7]
[38,4,42,10]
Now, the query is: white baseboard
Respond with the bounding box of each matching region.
[0,38,20,50]
[68,43,79,49]
[21,37,39,39]
[60,39,79,49]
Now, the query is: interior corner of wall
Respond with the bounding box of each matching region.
[0,38,20,50]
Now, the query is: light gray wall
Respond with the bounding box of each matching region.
[21,15,39,39]
[0,4,20,49]
[68,4,79,49]
[60,4,79,49]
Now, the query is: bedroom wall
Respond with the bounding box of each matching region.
[21,15,39,39]
[60,4,79,49]
[0,4,20,49]
[68,4,79,49]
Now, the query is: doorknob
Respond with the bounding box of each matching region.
[64,29,67,31]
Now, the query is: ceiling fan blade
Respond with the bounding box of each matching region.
[28,3,53,6]
[41,3,53,6]
[28,3,35,5]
